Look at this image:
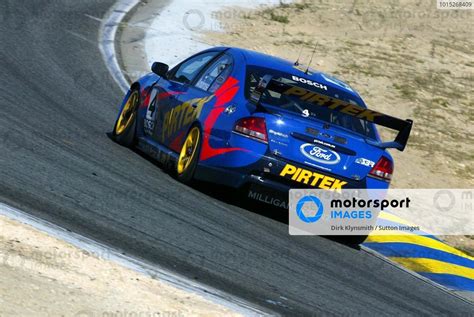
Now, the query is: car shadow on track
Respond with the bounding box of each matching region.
[192,181,287,222]
[190,180,363,249]
[107,133,362,249]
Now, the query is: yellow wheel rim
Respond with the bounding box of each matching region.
[177,127,200,175]
[115,91,139,135]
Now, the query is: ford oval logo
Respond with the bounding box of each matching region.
[300,144,341,165]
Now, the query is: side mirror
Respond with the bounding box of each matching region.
[151,62,169,78]
[250,74,273,104]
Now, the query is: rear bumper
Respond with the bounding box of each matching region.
[194,153,391,208]
[195,153,378,191]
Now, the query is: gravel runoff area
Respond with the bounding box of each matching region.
[0,214,241,316]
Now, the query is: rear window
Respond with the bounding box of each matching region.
[245,66,376,139]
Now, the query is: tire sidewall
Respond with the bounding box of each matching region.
[113,90,139,147]
[176,125,202,183]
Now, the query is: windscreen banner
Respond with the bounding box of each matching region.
[289,189,473,235]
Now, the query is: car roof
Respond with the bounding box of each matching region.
[224,46,364,103]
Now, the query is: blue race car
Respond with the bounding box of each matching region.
[113,47,412,208]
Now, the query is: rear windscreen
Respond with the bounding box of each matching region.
[245,66,377,139]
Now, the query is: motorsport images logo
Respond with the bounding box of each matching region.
[296,195,324,223]
[294,193,377,226]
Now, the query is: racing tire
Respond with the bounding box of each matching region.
[176,125,201,184]
[347,235,368,246]
[332,235,368,246]
[113,89,139,147]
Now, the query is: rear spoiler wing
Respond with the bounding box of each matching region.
[250,75,413,151]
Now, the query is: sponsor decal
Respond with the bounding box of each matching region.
[162,95,212,141]
[273,149,282,156]
[145,89,159,121]
[313,138,336,149]
[224,104,236,115]
[145,90,184,136]
[279,163,347,190]
[138,139,172,164]
[144,89,159,135]
[270,139,288,147]
[283,86,382,122]
[248,190,288,209]
[291,75,328,91]
[161,77,247,161]
[300,144,341,165]
[269,129,288,138]
[355,157,375,168]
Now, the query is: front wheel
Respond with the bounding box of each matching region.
[113,89,139,147]
[176,126,201,184]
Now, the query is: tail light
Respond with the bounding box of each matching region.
[233,117,268,143]
[369,156,393,182]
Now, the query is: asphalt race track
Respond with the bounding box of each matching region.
[0,1,472,315]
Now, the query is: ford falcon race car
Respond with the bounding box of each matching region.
[113,47,413,209]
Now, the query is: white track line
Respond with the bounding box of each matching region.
[97,0,473,309]
[0,202,269,316]
[0,0,271,314]
[361,246,474,305]
[98,0,140,93]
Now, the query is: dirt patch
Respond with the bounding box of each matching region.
[203,0,473,252]
[0,214,240,316]
[205,0,473,188]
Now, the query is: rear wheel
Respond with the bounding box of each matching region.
[113,89,139,147]
[176,126,201,183]
[347,235,368,246]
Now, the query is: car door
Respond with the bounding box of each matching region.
[166,53,234,150]
[145,51,221,144]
